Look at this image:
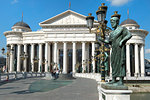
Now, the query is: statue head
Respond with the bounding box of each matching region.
[110,11,121,29]
[110,17,120,29]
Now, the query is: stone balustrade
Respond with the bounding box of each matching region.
[74,73,101,82]
[0,72,45,82]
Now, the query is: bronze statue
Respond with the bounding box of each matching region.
[99,11,132,86]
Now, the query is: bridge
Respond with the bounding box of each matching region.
[0,72,99,100]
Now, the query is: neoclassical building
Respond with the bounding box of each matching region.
[120,19,148,77]
[4,10,148,77]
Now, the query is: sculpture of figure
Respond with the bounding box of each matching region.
[99,11,132,86]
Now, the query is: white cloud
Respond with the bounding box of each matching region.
[145,49,150,54]
[11,0,18,4]
[107,0,131,6]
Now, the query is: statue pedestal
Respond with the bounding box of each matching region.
[98,84,132,100]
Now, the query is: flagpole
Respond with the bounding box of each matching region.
[22,12,23,22]
[69,2,71,10]
[127,9,129,19]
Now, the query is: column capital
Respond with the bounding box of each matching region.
[126,43,130,45]
[30,43,35,45]
[38,43,43,46]
[63,41,68,43]
[140,43,145,46]
[72,41,77,43]
[81,41,86,43]
[23,44,28,46]
[45,41,49,43]
[45,42,50,44]
[48,42,52,45]
[134,43,139,45]
[17,44,22,46]
[10,44,14,46]
[45,42,51,45]
[53,42,58,44]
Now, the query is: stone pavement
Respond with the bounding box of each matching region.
[0,77,98,100]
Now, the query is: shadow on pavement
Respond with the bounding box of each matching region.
[0,87,18,89]
[11,90,34,94]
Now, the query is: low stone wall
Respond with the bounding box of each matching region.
[74,73,101,82]
[74,73,150,82]
[0,72,45,82]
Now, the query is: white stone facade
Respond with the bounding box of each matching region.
[4,10,149,78]
[122,23,148,77]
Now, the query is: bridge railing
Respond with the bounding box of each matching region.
[0,72,45,82]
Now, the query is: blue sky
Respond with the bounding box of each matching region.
[0,0,150,59]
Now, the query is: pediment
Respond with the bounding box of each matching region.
[39,10,90,26]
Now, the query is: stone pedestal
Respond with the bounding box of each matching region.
[44,72,53,80]
[98,85,132,100]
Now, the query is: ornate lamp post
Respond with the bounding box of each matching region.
[20,52,28,71]
[33,56,39,72]
[86,3,110,82]
[1,45,14,73]
[41,59,47,72]
[20,52,28,60]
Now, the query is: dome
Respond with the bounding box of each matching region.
[13,21,30,29]
[120,18,139,26]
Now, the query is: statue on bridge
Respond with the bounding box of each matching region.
[99,11,132,87]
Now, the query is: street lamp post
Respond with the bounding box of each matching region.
[1,45,14,73]
[86,3,110,82]
[33,56,39,72]
[20,52,28,72]
[41,59,47,72]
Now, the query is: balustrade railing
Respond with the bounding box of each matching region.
[0,72,45,82]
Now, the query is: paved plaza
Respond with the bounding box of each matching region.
[0,78,98,100]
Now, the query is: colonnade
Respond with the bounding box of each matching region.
[8,42,96,74]
[126,43,145,77]
[7,42,146,77]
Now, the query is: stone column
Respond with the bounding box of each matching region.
[126,43,131,77]
[72,42,76,73]
[17,44,21,72]
[92,42,95,73]
[31,44,35,72]
[82,42,86,73]
[48,43,51,71]
[63,42,67,74]
[134,43,139,76]
[24,44,27,72]
[53,42,58,69]
[38,43,43,72]
[140,44,145,77]
[9,44,14,72]
[45,42,48,72]
[57,49,59,67]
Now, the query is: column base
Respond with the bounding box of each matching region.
[141,73,145,77]
[62,71,67,74]
[134,73,140,77]
[126,73,131,77]
[98,84,132,100]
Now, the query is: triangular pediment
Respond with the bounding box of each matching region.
[39,10,91,27]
